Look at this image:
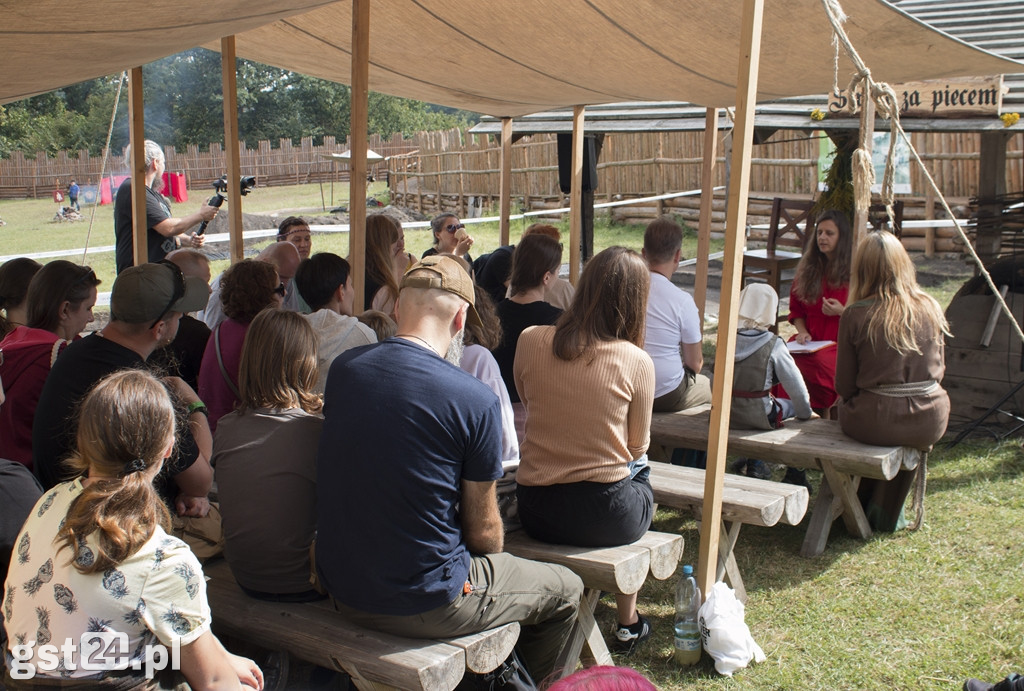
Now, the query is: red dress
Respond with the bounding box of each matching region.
[783,277,849,409]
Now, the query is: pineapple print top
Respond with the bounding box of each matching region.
[1,479,211,680]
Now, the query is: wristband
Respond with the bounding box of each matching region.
[187,400,208,417]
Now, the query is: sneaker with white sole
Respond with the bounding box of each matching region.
[612,613,651,655]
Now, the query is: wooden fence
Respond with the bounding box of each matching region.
[0,133,420,199]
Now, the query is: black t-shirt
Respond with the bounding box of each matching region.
[32,333,197,504]
[0,460,43,585]
[421,246,473,265]
[114,178,175,275]
[492,300,562,403]
[474,245,514,305]
[150,315,211,392]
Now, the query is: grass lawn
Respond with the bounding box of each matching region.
[2,186,1021,689]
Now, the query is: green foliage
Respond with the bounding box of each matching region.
[0,48,478,157]
[815,134,856,221]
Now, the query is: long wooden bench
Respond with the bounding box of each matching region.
[649,404,923,557]
[647,460,808,601]
[503,530,683,678]
[203,560,519,690]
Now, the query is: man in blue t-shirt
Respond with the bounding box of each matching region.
[317,255,582,681]
[114,139,219,275]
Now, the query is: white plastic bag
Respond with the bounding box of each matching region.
[698,581,766,676]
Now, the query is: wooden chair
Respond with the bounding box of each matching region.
[868,200,904,237]
[742,197,816,324]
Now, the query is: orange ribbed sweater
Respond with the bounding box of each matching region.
[513,325,655,486]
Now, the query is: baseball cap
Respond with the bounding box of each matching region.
[400,255,482,328]
[110,262,210,325]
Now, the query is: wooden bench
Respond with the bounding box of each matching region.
[647,460,807,601]
[503,530,683,677]
[203,560,519,690]
[649,404,923,557]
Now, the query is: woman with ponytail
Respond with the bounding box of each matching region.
[2,369,263,690]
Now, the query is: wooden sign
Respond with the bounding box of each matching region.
[828,75,1006,118]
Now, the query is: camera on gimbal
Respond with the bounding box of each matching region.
[197,175,257,235]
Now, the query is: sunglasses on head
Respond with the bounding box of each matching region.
[150,260,186,330]
[443,222,465,234]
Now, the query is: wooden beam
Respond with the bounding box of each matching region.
[975,131,1011,264]
[221,37,244,264]
[499,117,513,245]
[127,66,147,268]
[350,0,370,311]
[569,106,585,285]
[695,108,719,325]
[697,0,764,601]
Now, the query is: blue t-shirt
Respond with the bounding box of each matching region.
[316,338,503,616]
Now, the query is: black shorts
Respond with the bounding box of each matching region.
[516,468,653,547]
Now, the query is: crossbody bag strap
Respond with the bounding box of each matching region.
[214,324,241,399]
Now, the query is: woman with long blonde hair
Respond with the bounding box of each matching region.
[2,369,263,690]
[213,309,324,602]
[837,231,950,530]
[364,214,415,319]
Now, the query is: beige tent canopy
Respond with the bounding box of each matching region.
[1,0,1018,113]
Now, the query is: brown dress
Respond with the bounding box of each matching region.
[835,299,949,531]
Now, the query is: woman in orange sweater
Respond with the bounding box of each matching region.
[513,246,655,654]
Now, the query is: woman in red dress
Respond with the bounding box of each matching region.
[786,209,853,414]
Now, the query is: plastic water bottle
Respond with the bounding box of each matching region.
[674,564,702,666]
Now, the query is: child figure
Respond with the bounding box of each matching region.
[731,284,814,482]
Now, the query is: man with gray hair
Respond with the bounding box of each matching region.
[317,255,582,682]
[114,139,220,274]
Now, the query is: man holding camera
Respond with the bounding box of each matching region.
[114,139,220,275]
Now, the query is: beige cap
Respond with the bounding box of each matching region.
[400,255,482,328]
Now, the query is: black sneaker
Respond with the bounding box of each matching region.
[964,681,995,691]
[746,459,772,480]
[612,613,651,655]
[782,467,812,491]
[730,458,750,475]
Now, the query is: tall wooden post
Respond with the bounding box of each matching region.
[127,67,147,268]
[697,0,764,600]
[499,117,513,246]
[695,108,719,325]
[221,37,244,264]
[569,106,585,285]
[976,131,1011,265]
[350,0,370,310]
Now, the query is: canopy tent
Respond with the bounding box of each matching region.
[3,0,1022,597]
[1,0,1018,113]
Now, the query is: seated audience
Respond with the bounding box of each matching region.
[837,231,950,531]
[317,255,582,682]
[198,259,283,432]
[150,248,212,390]
[357,309,397,341]
[641,216,710,412]
[214,309,323,601]
[31,262,214,531]
[474,224,575,309]
[514,247,655,654]
[364,214,415,318]
[0,257,42,338]
[422,212,473,262]
[201,241,300,329]
[0,261,100,470]
[294,252,376,394]
[276,216,313,312]
[492,233,564,441]
[2,369,262,689]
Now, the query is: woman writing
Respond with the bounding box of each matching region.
[2,369,262,689]
[514,247,655,654]
[837,231,950,530]
[0,261,100,469]
[214,309,324,601]
[787,209,853,413]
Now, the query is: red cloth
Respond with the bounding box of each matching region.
[779,277,849,409]
[0,327,69,468]
[168,172,188,202]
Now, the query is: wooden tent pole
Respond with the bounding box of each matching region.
[697,0,764,600]
[350,0,370,311]
[127,66,147,268]
[694,107,719,325]
[499,117,513,245]
[569,106,585,285]
[220,36,244,264]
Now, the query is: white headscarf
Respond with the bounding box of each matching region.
[737,283,779,330]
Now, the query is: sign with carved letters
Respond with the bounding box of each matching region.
[827,75,1005,118]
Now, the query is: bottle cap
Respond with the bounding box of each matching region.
[683,564,693,575]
